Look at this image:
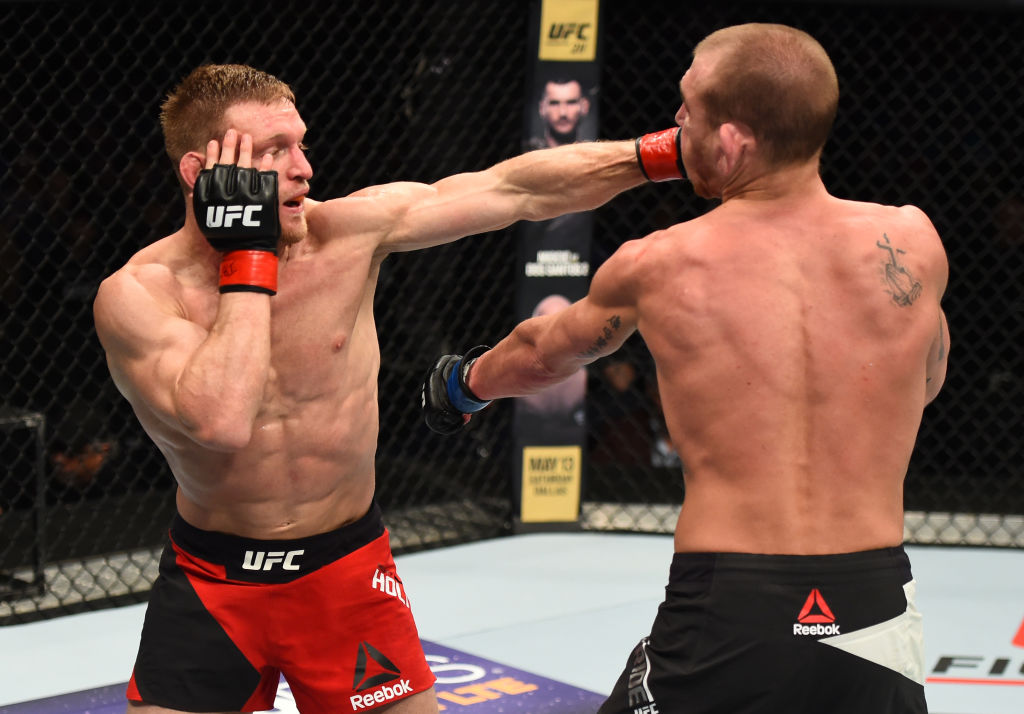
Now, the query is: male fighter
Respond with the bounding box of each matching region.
[93,63,668,713]
[424,24,948,714]
[528,76,591,150]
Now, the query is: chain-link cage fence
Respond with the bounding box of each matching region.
[1,0,1021,623]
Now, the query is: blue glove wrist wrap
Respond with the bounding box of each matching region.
[446,357,491,413]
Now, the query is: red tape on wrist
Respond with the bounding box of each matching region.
[219,250,278,295]
[636,127,685,182]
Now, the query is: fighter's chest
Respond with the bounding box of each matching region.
[186,253,372,368]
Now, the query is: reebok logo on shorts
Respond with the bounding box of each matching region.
[353,641,402,690]
[350,641,411,710]
[793,588,841,636]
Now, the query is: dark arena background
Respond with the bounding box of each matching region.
[1,0,1021,623]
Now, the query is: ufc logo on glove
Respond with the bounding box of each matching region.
[205,204,264,229]
[193,163,281,295]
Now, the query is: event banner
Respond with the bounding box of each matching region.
[514,0,602,530]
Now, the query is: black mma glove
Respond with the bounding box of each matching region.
[193,164,281,295]
[422,345,492,434]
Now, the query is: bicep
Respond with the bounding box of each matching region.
[378,170,527,253]
[553,297,636,366]
[541,244,642,367]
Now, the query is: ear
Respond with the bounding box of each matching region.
[579,97,591,116]
[716,121,754,174]
[179,151,205,193]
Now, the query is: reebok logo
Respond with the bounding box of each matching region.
[349,680,412,710]
[793,588,841,636]
[372,564,411,608]
[205,205,263,229]
[353,641,402,690]
[242,549,304,571]
[350,642,410,710]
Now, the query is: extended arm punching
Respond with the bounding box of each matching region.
[422,239,646,434]
[417,128,681,434]
[380,128,686,253]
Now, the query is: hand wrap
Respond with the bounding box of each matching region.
[193,164,281,295]
[635,127,685,182]
[422,345,492,435]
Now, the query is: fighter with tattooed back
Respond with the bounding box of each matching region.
[424,23,948,714]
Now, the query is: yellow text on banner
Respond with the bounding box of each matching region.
[520,445,582,522]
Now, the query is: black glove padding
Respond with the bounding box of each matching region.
[422,346,492,435]
[193,164,281,254]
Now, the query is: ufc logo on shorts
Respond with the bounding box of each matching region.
[205,205,263,228]
[242,549,304,571]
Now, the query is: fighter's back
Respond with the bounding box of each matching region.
[634,191,948,554]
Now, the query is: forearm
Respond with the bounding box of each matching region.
[174,294,272,449]
[467,317,582,400]
[499,141,645,221]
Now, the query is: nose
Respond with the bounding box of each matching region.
[288,146,313,181]
[675,104,686,126]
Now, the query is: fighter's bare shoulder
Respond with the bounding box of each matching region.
[835,198,937,232]
[305,181,436,246]
[868,201,945,256]
[99,240,185,309]
[94,244,192,347]
[598,222,695,288]
[633,212,718,257]
[893,203,941,238]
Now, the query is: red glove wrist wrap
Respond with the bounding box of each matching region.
[636,127,685,182]
[219,250,278,295]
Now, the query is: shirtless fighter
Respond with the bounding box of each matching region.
[423,24,948,713]
[93,64,664,713]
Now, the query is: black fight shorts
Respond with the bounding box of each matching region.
[599,547,926,714]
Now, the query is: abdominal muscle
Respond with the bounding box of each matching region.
[153,372,380,540]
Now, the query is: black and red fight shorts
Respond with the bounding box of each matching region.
[127,501,435,713]
[598,546,927,714]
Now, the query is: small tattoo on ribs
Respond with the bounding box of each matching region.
[877,233,922,306]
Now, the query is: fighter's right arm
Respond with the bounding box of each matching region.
[93,268,271,450]
[472,236,647,400]
[420,236,648,434]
